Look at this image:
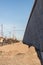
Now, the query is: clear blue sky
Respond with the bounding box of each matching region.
[0,0,34,40]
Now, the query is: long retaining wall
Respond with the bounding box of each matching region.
[23,0,43,51]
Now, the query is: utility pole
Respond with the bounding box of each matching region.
[13,26,15,39]
[1,24,3,37]
[9,31,11,38]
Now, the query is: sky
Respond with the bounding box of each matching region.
[0,0,34,40]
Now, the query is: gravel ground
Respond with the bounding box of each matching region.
[0,42,41,65]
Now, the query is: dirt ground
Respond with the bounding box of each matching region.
[0,42,41,65]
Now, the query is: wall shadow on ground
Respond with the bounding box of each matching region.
[23,42,43,65]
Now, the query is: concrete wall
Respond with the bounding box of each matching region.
[23,0,43,51]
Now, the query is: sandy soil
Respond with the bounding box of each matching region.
[0,42,41,65]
